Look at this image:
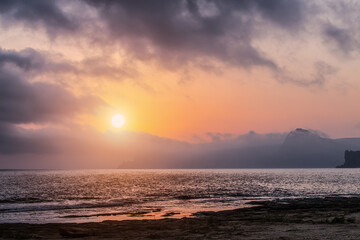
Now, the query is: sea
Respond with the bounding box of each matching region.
[1,169,360,223]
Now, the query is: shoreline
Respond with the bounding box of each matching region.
[2,197,360,239]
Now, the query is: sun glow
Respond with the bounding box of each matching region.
[111,114,125,128]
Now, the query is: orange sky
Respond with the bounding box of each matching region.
[1,0,360,143]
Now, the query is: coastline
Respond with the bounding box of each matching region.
[2,197,360,239]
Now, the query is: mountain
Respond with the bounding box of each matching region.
[275,128,342,167]
[198,128,360,168]
[117,128,360,169]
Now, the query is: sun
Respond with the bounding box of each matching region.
[111,114,125,128]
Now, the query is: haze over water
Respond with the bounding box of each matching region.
[2,169,360,223]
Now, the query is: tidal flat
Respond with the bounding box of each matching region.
[1,197,360,239]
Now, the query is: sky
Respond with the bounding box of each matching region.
[1,0,360,168]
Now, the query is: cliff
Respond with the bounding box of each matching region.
[337,150,360,168]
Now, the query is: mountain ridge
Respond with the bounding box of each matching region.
[118,128,360,169]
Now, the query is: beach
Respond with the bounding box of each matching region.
[1,197,360,239]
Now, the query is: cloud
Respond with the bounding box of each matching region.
[276,61,337,87]
[0,49,106,124]
[191,130,287,150]
[205,132,234,142]
[323,23,359,54]
[0,123,56,155]
[0,72,103,124]
[4,0,345,89]
[0,48,113,157]
[0,48,141,99]
[82,0,306,70]
[0,48,41,70]
[1,0,353,89]
[319,1,360,55]
[253,0,304,28]
[0,0,76,36]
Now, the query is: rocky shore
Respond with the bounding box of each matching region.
[2,197,360,239]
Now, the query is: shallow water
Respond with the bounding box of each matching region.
[1,169,360,223]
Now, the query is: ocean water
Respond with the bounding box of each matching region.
[1,169,360,223]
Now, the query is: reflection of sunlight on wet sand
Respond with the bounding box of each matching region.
[98,210,192,221]
[53,199,253,223]
[74,198,255,223]
[96,205,247,222]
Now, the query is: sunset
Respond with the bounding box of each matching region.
[1,0,360,239]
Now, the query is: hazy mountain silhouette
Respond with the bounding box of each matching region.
[2,126,359,169]
[118,128,360,168]
[275,128,343,168]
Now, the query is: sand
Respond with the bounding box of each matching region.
[1,197,360,239]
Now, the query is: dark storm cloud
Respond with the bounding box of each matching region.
[0,49,105,124]
[83,0,305,69]
[0,49,32,70]
[0,0,310,73]
[0,0,76,35]
[0,69,103,124]
[253,0,303,28]
[0,48,107,155]
[0,48,44,71]
[0,0,352,86]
